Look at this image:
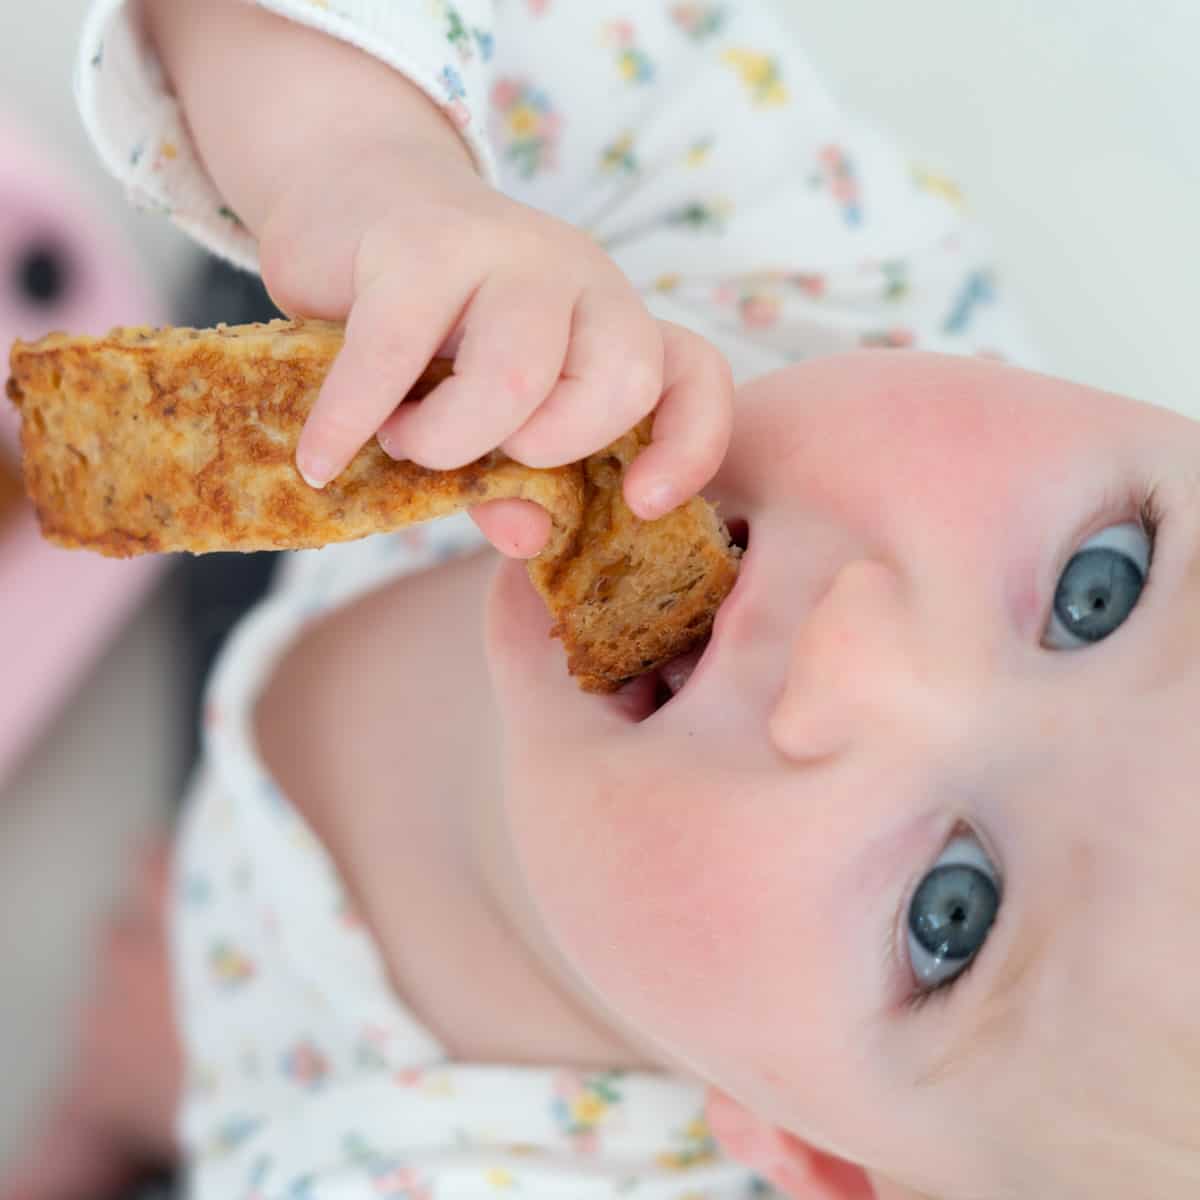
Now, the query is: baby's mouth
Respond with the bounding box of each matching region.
[650,644,706,711]
[603,640,708,723]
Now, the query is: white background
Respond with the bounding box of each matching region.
[777,0,1200,418]
[3,0,1199,1167]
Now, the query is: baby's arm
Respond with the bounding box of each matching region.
[127,0,732,553]
[141,0,474,242]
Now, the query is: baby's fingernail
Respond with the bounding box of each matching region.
[297,454,331,490]
[638,482,678,520]
[377,431,402,460]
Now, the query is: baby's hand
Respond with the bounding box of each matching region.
[260,140,732,556]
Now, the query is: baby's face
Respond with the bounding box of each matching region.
[486,351,1200,1197]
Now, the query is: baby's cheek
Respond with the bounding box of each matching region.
[526,764,787,1055]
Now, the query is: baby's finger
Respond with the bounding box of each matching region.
[296,273,466,487]
[501,289,663,468]
[378,273,574,470]
[621,322,734,521]
[469,499,552,559]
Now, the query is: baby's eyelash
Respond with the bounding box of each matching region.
[1130,482,1165,605]
[1068,479,1164,599]
[1139,485,1164,561]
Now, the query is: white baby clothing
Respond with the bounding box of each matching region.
[74,1,1043,1195]
[77,0,1039,386]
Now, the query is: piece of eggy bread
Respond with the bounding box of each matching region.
[7,319,740,690]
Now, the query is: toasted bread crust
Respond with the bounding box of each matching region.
[8,319,739,690]
[7,320,585,557]
[527,433,740,690]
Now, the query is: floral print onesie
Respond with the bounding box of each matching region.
[74,1,1040,1195]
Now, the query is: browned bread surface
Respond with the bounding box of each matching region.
[6,320,587,556]
[528,432,740,690]
[7,319,739,690]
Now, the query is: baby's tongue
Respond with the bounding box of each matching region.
[659,644,706,697]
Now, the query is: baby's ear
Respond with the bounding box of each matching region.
[705,1089,877,1199]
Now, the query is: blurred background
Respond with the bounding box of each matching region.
[2,0,1199,1181]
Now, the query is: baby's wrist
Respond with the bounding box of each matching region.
[277,126,463,204]
[257,132,483,311]
[260,97,478,234]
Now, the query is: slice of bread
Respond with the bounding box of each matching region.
[8,318,740,691]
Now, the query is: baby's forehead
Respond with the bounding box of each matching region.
[994,742,1200,1011]
[719,351,1200,525]
[919,804,1200,1153]
[738,350,1178,431]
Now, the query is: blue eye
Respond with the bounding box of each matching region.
[1044,522,1151,650]
[907,835,1000,991]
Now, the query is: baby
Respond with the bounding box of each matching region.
[8,1,1200,1198]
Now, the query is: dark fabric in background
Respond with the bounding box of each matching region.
[173,258,282,774]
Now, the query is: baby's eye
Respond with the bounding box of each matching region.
[907,834,1001,991]
[1044,522,1151,650]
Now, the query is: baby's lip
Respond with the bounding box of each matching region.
[599,510,865,727]
[658,645,705,696]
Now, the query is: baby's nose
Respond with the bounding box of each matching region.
[768,558,961,764]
